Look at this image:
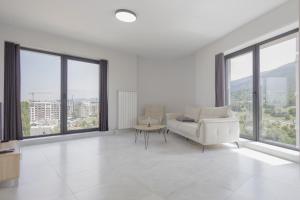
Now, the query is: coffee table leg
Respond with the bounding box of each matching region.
[147,131,150,148]
[143,131,147,149]
[135,129,138,143]
[162,128,167,143]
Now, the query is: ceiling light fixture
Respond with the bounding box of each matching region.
[115,9,137,23]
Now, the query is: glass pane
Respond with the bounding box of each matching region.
[259,33,299,148]
[67,60,99,130]
[227,52,254,139]
[20,50,61,137]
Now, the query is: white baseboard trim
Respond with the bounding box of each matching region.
[20,130,115,146]
[0,179,19,188]
[19,128,142,146]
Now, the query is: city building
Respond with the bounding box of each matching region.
[30,101,60,123]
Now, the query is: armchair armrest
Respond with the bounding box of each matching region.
[166,113,182,120]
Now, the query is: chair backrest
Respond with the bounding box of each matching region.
[144,105,165,119]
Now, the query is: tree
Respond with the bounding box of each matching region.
[21,101,31,137]
[288,107,296,116]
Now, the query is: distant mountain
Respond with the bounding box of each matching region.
[230,62,296,93]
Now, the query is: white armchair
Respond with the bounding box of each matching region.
[138,105,165,125]
[166,106,240,152]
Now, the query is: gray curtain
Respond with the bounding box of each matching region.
[0,103,2,140]
[99,59,108,131]
[3,41,23,141]
[215,53,225,107]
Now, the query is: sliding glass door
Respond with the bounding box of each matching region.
[20,50,61,137]
[67,59,99,131]
[226,51,254,139]
[259,32,299,148]
[20,49,101,138]
[225,29,299,150]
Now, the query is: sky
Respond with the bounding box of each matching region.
[20,50,99,101]
[230,35,298,81]
[20,33,298,101]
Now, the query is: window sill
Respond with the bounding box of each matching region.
[20,130,113,146]
[240,138,299,163]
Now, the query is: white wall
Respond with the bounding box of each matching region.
[298,0,300,156]
[195,0,299,106]
[138,56,195,114]
[0,22,196,132]
[0,23,138,130]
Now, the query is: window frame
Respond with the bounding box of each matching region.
[225,46,257,141]
[20,47,102,139]
[225,28,299,151]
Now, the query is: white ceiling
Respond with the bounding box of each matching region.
[0,0,288,58]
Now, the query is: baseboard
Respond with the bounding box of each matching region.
[0,178,19,188]
[114,128,135,134]
[20,130,115,146]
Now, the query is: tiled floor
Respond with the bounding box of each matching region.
[1,132,300,200]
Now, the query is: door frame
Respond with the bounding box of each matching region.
[225,46,257,141]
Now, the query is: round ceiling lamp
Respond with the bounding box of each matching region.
[115,9,137,23]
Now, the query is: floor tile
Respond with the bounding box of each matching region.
[227,176,300,200]
[166,180,232,200]
[0,132,299,200]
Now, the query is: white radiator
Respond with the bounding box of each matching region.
[118,90,137,129]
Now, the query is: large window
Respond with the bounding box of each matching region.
[226,51,254,139]
[21,50,61,137]
[20,49,101,138]
[67,59,99,131]
[259,32,298,147]
[225,29,299,150]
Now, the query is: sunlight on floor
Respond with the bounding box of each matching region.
[232,148,292,166]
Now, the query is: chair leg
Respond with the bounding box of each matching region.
[143,132,147,149]
[163,132,167,143]
[235,141,239,148]
[202,145,205,153]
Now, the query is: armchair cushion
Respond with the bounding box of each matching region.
[139,104,165,125]
[144,105,164,119]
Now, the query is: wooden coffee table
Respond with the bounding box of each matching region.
[134,125,167,149]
